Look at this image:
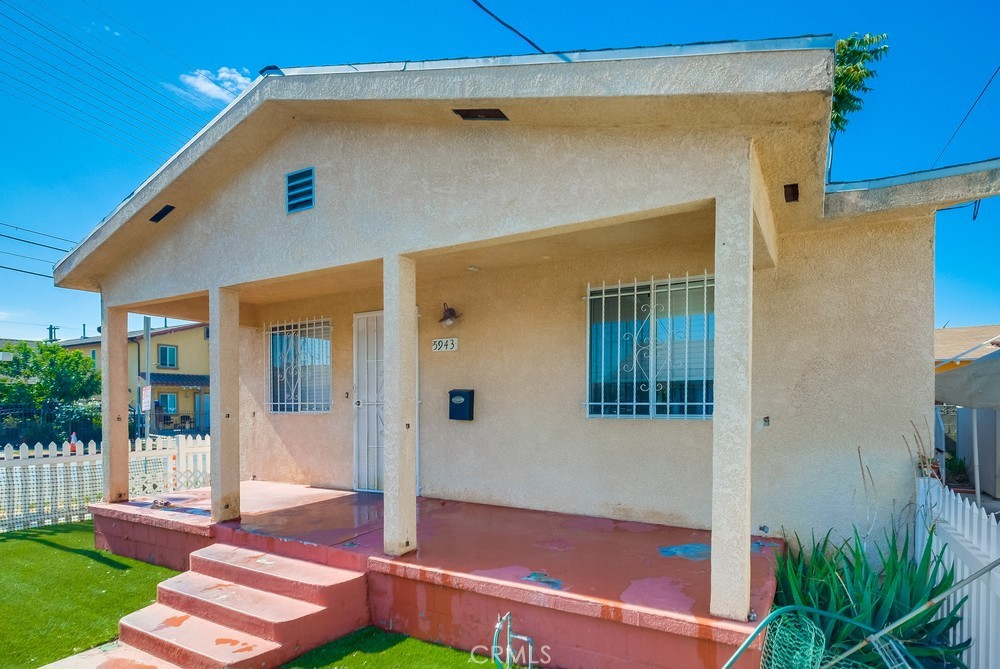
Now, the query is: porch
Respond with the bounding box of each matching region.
[88,480,778,669]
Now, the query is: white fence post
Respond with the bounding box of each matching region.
[917,477,1000,669]
[0,437,212,532]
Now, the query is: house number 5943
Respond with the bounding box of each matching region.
[431,338,458,352]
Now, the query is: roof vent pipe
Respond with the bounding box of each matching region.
[258,65,285,77]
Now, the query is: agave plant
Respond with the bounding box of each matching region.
[775,526,969,668]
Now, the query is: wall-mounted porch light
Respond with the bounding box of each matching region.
[439,303,461,328]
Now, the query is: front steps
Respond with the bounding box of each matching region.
[47,544,369,669]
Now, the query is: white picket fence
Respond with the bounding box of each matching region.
[916,478,1000,669]
[0,435,211,532]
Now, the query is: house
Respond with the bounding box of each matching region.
[60,323,211,433]
[934,323,1000,372]
[50,37,1000,668]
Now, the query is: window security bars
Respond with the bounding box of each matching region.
[587,273,715,418]
[268,319,332,413]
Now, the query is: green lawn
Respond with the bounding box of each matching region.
[0,521,177,668]
[283,627,494,668]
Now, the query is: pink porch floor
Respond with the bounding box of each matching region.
[89,481,780,668]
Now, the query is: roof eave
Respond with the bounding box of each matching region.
[54,38,837,292]
[824,157,1000,219]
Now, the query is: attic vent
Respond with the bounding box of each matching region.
[286,168,315,213]
[453,108,508,121]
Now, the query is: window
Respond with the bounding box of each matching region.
[268,319,332,412]
[90,349,96,366]
[158,344,178,368]
[159,392,178,415]
[204,326,210,339]
[587,274,714,418]
[286,168,315,213]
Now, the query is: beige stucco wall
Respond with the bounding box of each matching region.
[230,212,931,542]
[97,120,749,308]
[79,113,932,542]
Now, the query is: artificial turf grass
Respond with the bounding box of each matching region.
[283,626,501,668]
[0,521,177,669]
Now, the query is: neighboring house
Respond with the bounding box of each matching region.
[934,323,1000,372]
[52,36,1000,632]
[60,323,211,433]
[935,326,1000,499]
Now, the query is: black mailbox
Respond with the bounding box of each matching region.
[449,389,475,421]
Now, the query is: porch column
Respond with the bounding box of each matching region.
[710,186,755,620]
[209,287,240,522]
[382,254,418,555]
[101,303,129,502]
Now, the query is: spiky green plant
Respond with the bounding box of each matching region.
[775,526,970,667]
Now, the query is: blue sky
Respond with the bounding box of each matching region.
[0,0,997,340]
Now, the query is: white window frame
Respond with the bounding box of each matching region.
[586,273,715,419]
[158,344,178,368]
[267,318,332,413]
[159,392,178,415]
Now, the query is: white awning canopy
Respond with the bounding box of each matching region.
[936,349,1000,409]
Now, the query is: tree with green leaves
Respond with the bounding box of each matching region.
[0,341,101,407]
[829,33,889,177]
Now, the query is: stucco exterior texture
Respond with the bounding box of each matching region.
[58,47,949,622]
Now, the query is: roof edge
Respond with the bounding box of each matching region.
[824,156,1000,218]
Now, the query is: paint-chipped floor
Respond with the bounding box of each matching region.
[127,481,779,623]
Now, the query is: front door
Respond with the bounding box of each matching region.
[353,311,384,491]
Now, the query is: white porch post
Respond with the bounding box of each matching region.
[383,254,418,555]
[710,186,755,620]
[209,286,241,522]
[101,303,129,502]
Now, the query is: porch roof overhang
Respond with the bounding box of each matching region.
[138,372,210,389]
[54,35,838,293]
[824,156,1000,221]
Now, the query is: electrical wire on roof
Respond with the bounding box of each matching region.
[932,64,1000,168]
[468,0,546,54]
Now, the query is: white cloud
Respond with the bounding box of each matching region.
[178,67,252,105]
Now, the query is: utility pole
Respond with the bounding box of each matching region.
[144,316,152,440]
[46,324,59,341]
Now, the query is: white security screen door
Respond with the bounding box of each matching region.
[354,311,384,492]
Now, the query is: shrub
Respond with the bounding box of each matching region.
[775,527,969,668]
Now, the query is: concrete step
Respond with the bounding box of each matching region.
[42,641,185,669]
[157,570,328,642]
[189,542,368,606]
[119,603,283,669]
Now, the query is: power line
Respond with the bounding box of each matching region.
[469,0,546,54]
[76,0,200,72]
[0,88,164,163]
[25,0,221,113]
[0,42,190,147]
[0,221,76,245]
[0,232,70,253]
[932,64,1000,168]
[0,249,57,264]
[0,3,204,132]
[0,65,173,159]
[0,264,53,279]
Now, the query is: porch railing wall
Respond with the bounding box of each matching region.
[916,478,1000,669]
[0,435,211,532]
